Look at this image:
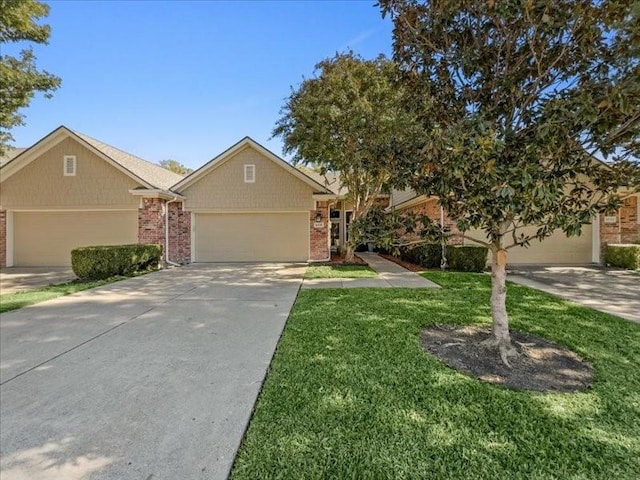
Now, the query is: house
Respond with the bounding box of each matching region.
[388,190,640,264]
[0,126,341,267]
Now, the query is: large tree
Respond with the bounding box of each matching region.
[273,52,421,261]
[380,0,640,364]
[158,159,193,175]
[0,0,61,155]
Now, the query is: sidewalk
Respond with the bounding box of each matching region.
[302,253,440,289]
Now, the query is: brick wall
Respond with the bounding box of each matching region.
[401,198,464,245]
[600,195,639,245]
[138,198,165,254]
[310,201,330,261]
[168,201,191,263]
[0,210,6,268]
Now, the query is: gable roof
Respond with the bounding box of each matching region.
[172,136,333,194]
[0,126,183,191]
[0,147,26,167]
[296,167,347,196]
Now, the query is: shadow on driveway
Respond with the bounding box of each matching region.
[0,268,76,294]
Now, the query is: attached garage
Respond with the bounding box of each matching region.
[468,223,595,264]
[194,212,309,262]
[13,211,138,266]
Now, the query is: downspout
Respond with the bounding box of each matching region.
[165,197,181,267]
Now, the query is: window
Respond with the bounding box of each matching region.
[63,155,76,176]
[244,164,255,183]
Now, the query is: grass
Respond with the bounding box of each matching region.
[305,265,377,279]
[232,272,640,479]
[0,276,130,313]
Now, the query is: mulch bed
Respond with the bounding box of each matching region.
[420,325,594,392]
[318,252,368,266]
[379,253,426,272]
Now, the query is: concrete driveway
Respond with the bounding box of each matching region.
[508,265,639,322]
[0,263,304,480]
[0,268,76,294]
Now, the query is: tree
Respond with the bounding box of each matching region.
[0,0,61,155]
[379,0,640,364]
[158,159,193,175]
[273,52,421,261]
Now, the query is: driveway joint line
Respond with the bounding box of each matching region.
[0,286,199,386]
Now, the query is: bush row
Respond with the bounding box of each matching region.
[604,244,640,270]
[71,244,163,280]
[400,244,488,272]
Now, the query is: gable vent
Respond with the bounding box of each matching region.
[64,155,76,176]
[244,164,255,183]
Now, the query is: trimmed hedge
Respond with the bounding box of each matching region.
[71,244,163,280]
[400,244,488,272]
[604,244,640,270]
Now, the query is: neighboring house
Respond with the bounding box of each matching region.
[388,190,640,265]
[0,126,339,267]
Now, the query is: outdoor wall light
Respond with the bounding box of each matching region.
[315,213,322,222]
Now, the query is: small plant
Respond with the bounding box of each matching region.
[71,244,162,280]
[604,244,640,270]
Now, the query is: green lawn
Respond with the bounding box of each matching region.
[232,272,640,479]
[1,277,126,313]
[305,265,377,279]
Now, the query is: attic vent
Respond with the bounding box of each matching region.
[63,155,76,176]
[244,164,255,183]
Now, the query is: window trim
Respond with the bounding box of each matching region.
[63,155,76,176]
[244,164,255,183]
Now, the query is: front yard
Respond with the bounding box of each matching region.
[305,265,377,279]
[232,272,640,479]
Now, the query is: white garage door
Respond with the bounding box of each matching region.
[468,224,594,264]
[14,211,138,267]
[194,212,309,262]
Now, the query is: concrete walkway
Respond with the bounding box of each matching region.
[0,263,304,480]
[302,253,440,289]
[0,268,76,294]
[508,265,639,323]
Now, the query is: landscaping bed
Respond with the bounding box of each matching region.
[232,272,640,479]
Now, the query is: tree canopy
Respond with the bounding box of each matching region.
[273,51,421,260]
[0,0,61,155]
[379,0,640,364]
[158,159,193,175]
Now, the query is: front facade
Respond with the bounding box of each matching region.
[0,128,334,267]
[390,192,640,265]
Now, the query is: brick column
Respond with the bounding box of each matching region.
[600,196,640,246]
[0,210,6,268]
[168,202,191,264]
[138,198,165,258]
[310,201,330,261]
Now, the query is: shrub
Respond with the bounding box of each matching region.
[604,244,640,270]
[445,245,488,272]
[72,244,163,280]
[400,244,442,268]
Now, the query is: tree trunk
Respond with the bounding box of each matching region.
[490,246,517,366]
[344,242,355,263]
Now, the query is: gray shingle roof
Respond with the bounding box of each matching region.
[73,130,183,190]
[296,166,346,195]
[0,147,26,167]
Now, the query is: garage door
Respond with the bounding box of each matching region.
[14,211,138,266]
[194,212,309,262]
[467,224,594,264]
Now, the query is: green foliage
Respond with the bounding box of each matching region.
[71,244,162,280]
[604,244,640,270]
[0,0,61,154]
[379,0,640,249]
[273,52,422,257]
[400,244,488,272]
[232,276,640,479]
[446,245,488,272]
[158,159,193,175]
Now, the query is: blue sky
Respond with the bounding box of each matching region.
[8,0,393,168]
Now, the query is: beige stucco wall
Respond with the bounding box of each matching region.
[180,146,316,211]
[194,212,309,262]
[0,137,142,209]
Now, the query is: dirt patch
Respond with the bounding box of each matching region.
[420,325,593,392]
[379,254,425,272]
